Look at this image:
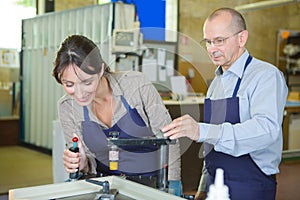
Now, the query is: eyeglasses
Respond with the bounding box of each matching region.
[200,30,244,48]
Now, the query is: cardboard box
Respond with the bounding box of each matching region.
[289,114,300,149]
[0,67,19,82]
[288,92,300,101]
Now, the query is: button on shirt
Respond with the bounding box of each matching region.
[198,50,288,175]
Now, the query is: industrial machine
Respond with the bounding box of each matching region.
[107,135,175,192]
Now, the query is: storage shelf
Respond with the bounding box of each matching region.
[276,30,300,91]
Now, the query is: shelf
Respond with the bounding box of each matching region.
[276,29,300,90]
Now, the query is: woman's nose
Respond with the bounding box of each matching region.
[74,84,84,97]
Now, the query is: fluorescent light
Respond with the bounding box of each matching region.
[235,0,299,12]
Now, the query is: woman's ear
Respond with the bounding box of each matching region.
[99,63,105,77]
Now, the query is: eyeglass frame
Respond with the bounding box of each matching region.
[200,30,244,48]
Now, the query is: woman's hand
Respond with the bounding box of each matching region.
[63,134,88,173]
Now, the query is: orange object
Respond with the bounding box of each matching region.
[281,30,290,39]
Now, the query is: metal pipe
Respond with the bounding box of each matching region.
[158,144,169,192]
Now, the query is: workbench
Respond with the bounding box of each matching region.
[9,176,185,200]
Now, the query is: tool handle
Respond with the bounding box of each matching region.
[69,143,79,180]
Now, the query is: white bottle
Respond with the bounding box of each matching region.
[206,168,230,200]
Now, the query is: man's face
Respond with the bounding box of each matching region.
[203,13,243,70]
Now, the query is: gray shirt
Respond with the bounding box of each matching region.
[58,71,181,180]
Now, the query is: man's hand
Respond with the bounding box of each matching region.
[162,114,200,141]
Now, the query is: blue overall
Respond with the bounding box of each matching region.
[81,96,159,177]
[204,56,277,200]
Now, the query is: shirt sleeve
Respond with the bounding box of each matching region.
[58,99,97,175]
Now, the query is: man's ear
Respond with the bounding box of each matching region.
[239,30,248,47]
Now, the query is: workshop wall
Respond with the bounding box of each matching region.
[55,0,97,11]
[50,0,300,93]
[178,0,300,90]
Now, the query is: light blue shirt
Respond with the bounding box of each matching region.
[199,50,288,175]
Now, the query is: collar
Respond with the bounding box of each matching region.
[215,50,250,79]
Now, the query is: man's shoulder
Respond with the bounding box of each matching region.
[250,57,280,74]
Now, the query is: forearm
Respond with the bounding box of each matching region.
[82,150,97,174]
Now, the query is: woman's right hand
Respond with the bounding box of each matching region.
[63,134,88,173]
[63,148,80,173]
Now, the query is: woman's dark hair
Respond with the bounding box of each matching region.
[53,35,110,84]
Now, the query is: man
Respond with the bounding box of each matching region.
[162,7,288,200]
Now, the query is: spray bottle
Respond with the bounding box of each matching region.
[206,168,230,200]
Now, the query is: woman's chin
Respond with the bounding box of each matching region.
[75,98,92,106]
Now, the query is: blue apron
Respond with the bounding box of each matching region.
[81,96,159,177]
[204,56,277,200]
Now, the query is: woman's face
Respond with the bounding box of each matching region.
[61,64,100,106]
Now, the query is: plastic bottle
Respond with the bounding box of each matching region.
[206,168,230,200]
[109,131,119,171]
[109,144,119,170]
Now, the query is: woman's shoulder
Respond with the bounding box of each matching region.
[109,71,154,99]
[58,94,71,105]
[111,71,150,85]
[57,94,84,118]
[57,94,77,112]
[113,70,147,79]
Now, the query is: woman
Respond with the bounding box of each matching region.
[52,35,182,195]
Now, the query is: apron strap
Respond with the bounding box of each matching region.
[121,95,131,111]
[83,106,90,121]
[232,55,253,97]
